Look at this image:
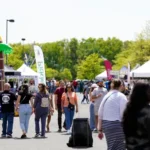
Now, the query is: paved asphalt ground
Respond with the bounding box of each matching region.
[0,93,107,150]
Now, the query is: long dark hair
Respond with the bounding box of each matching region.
[38,83,46,94]
[122,83,150,136]
[65,84,74,93]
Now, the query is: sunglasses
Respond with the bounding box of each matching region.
[67,87,71,88]
[38,86,42,89]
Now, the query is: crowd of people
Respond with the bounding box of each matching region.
[1,78,150,150]
[0,80,79,138]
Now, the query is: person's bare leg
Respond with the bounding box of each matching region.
[47,115,51,132]
[95,115,98,130]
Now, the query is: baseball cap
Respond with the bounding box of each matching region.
[91,83,98,88]
[96,79,103,83]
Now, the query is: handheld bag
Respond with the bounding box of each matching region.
[67,118,93,147]
[67,93,75,110]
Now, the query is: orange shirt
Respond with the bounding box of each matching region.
[61,92,77,107]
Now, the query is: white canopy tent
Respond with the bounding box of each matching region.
[130,60,150,78]
[95,71,107,79]
[17,64,38,77]
[17,64,39,89]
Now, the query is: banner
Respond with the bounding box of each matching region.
[33,45,46,85]
[104,60,112,80]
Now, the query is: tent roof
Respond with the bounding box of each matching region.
[4,65,21,76]
[95,71,107,79]
[17,64,38,76]
[130,60,150,77]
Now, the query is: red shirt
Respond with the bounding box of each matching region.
[73,80,77,86]
[54,87,65,104]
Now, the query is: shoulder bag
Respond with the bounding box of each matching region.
[67,93,75,110]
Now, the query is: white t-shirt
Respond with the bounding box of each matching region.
[92,87,107,107]
[29,85,36,93]
[98,90,127,121]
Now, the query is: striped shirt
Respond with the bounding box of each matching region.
[98,90,127,121]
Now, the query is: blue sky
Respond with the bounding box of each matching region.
[0,0,150,43]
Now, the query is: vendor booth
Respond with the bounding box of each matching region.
[130,60,150,78]
[95,71,107,80]
[17,64,39,90]
[4,65,21,76]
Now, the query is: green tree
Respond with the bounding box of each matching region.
[31,63,59,79]
[69,38,78,78]
[77,54,104,79]
[113,35,150,70]
[59,68,72,80]
[8,44,24,69]
[45,68,59,79]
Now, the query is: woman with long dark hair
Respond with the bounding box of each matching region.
[98,79,127,150]
[16,84,34,138]
[61,84,78,134]
[33,83,53,138]
[123,83,150,150]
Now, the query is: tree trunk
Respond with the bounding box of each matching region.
[0,52,4,91]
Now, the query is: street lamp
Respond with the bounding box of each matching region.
[21,38,26,42]
[6,19,15,65]
[21,38,27,64]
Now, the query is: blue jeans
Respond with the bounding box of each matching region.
[64,107,74,130]
[89,102,95,130]
[35,110,48,136]
[2,112,14,135]
[19,104,32,133]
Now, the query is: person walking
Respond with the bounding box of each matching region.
[54,80,66,132]
[123,83,150,150]
[0,83,16,138]
[98,79,127,150]
[79,80,84,93]
[29,81,36,94]
[34,83,53,138]
[81,83,90,104]
[15,84,34,138]
[89,83,98,131]
[46,88,54,132]
[61,84,78,134]
[92,80,107,131]
[73,80,78,92]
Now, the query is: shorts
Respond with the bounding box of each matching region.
[94,104,100,116]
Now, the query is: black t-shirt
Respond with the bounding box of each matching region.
[0,90,16,113]
[19,92,32,104]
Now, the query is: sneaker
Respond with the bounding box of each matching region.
[7,134,12,138]
[41,135,46,138]
[66,130,71,135]
[34,133,40,138]
[21,134,27,139]
[1,134,6,138]
[93,128,98,133]
[57,129,61,132]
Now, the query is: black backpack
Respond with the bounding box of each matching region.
[67,118,93,148]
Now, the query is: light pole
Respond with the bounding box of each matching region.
[21,38,26,52]
[21,38,27,64]
[6,19,15,65]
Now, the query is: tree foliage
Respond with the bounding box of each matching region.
[8,37,123,79]
[8,21,150,80]
[59,68,72,80]
[77,54,104,79]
